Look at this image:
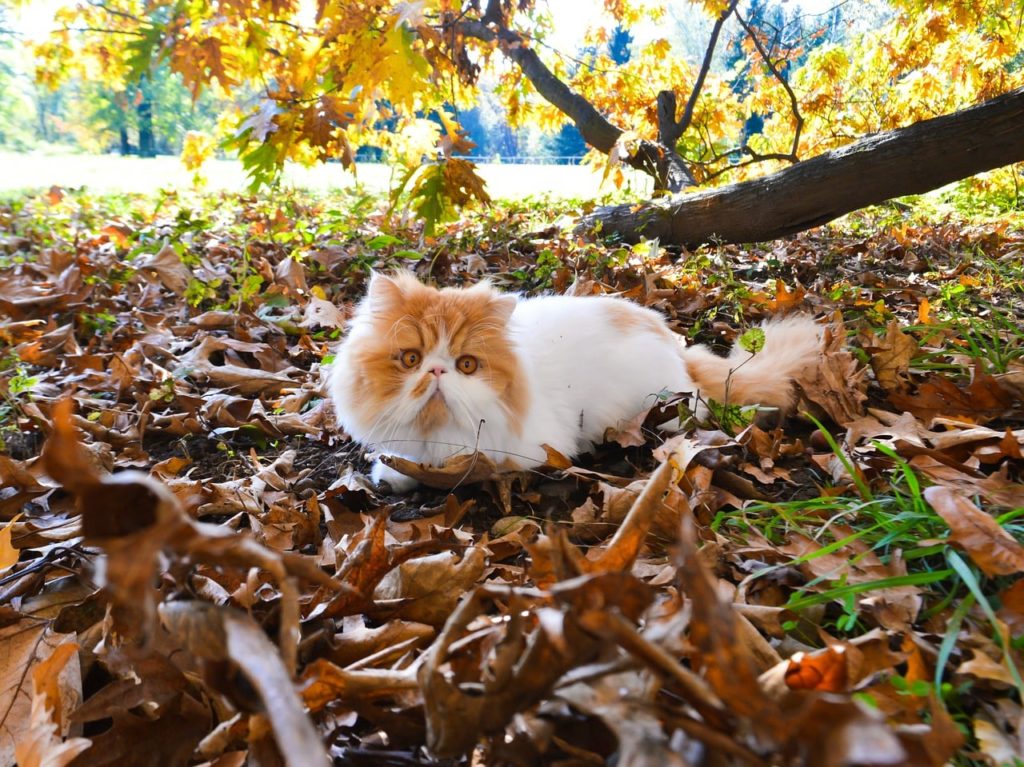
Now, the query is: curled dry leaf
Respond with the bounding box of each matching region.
[380,450,499,489]
[176,336,298,395]
[795,316,868,424]
[603,407,650,448]
[540,442,573,469]
[299,295,347,330]
[374,547,487,625]
[784,646,849,693]
[556,672,689,767]
[300,659,419,712]
[323,619,436,668]
[973,717,1021,765]
[586,457,676,572]
[924,485,1024,576]
[0,512,22,573]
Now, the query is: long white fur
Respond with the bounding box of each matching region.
[329,277,821,491]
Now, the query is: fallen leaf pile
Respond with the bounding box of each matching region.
[0,188,1022,765]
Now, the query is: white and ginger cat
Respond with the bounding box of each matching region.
[328,271,821,492]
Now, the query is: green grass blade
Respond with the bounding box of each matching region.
[946,550,1024,701]
[785,569,954,611]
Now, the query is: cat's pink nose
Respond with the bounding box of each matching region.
[430,366,447,377]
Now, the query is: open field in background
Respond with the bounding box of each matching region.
[0,151,655,199]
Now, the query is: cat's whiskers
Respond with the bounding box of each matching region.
[445,391,481,460]
[383,313,422,346]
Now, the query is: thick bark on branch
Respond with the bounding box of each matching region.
[458,20,621,152]
[581,87,1024,247]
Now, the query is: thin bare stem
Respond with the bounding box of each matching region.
[676,0,739,136]
[736,9,804,160]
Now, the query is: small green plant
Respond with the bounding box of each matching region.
[77,310,118,336]
[704,398,759,434]
[0,356,39,452]
[185,277,222,307]
[7,366,39,397]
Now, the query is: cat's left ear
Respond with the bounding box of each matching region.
[467,281,516,324]
[490,293,516,324]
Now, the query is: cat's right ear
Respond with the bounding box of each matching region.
[366,272,404,309]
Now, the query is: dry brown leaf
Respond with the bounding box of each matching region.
[889,365,1017,424]
[994,365,1024,399]
[373,546,487,625]
[912,457,1024,509]
[299,295,346,330]
[134,239,192,294]
[13,642,89,767]
[541,443,573,469]
[863,321,917,393]
[973,717,1021,765]
[586,458,677,572]
[997,579,1024,636]
[300,659,419,712]
[324,620,435,668]
[274,256,307,293]
[0,512,23,573]
[0,624,81,765]
[925,486,1024,576]
[176,336,298,395]
[603,407,650,448]
[556,672,689,767]
[957,649,1016,686]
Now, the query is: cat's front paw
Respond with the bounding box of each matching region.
[371,458,419,494]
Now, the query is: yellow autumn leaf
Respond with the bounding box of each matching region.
[0,512,24,573]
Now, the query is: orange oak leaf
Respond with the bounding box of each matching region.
[784,646,849,693]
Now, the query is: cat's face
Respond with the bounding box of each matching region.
[336,272,528,447]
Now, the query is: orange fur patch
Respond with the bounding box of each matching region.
[604,299,676,340]
[346,274,528,435]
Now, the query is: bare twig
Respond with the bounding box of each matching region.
[65,26,146,37]
[86,1,140,23]
[736,9,804,160]
[675,0,740,138]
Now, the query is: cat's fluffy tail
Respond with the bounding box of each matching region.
[681,316,822,414]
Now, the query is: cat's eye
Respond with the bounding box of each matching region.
[400,350,421,368]
[456,355,478,374]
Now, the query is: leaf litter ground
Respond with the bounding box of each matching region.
[1,187,1023,766]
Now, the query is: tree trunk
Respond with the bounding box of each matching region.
[581,87,1024,247]
[138,99,156,158]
